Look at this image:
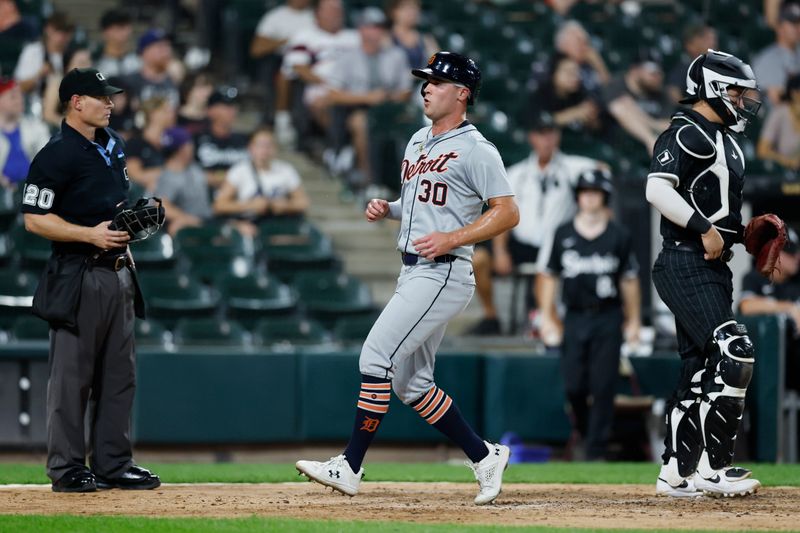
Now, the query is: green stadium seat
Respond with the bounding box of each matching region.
[175,223,252,258]
[134,319,170,347]
[254,316,330,348]
[10,225,51,269]
[332,313,380,345]
[189,255,256,284]
[0,270,37,328]
[217,273,297,328]
[129,232,176,270]
[11,315,49,341]
[0,188,19,233]
[173,318,250,347]
[137,272,220,327]
[292,271,374,327]
[261,222,337,278]
[0,234,12,268]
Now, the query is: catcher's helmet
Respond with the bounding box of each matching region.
[681,49,760,133]
[412,51,481,105]
[575,168,613,204]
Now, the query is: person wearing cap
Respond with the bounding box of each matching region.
[758,73,800,169]
[740,228,800,392]
[123,28,180,111]
[0,78,49,189]
[325,6,412,193]
[20,67,160,493]
[93,9,141,79]
[194,87,249,188]
[666,23,718,105]
[154,126,213,235]
[13,11,75,95]
[602,52,673,156]
[468,111,603,336]
[753,2,800,105]
[537,168,640,461]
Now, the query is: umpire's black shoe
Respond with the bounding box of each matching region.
[95,465,161,490]
[52,467,97,493]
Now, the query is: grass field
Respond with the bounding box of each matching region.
[2,462,799,532]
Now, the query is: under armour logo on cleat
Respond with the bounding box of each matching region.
[329,470,340,479]
[494,447,500,456]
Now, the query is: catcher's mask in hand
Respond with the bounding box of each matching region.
[110,197,166,243]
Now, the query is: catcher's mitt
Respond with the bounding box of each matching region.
[744,213,787,279]
[110,197,165,243]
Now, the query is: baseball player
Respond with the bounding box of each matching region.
[296,51,519,505]
[646,50,762,497]
[538,169,641,461]
[21,68,160,492]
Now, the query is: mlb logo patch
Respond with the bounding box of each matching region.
[657,149,674,166]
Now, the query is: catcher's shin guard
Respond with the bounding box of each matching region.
[661,374,704,484]
[697,321,755,475]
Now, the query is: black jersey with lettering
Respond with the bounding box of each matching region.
[648,109,746,250]
[544,220,638,309]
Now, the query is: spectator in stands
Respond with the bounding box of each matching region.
[553,20,610,92]
[93,9,141,79]
[666,23,718,105]
[753,2,800,106]
[326,7,412,191]
[281,0,359,138]
[213,127,309,223]
[387,0,439,69]
[126,96,176,191]
[14,11,74,95]
[0,0,37,77]
[42,44,93,128]
[155,127,213,235]
[124,29,180,112]
[758,73,800,169]
[528,52,602,134]
[739,229,800,391]
[0,78,49,189]
[468,112,601,335]
[250,0,315,148]
[107,76,135,137]
[177,70,213,136]
[602,54,672,155]
[194,87,249,189]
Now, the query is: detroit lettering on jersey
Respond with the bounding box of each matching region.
[560,249,620,279]
[401,151,458,182]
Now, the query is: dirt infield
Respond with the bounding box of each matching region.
[2,482,799,530]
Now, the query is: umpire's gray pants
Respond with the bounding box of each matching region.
[46,266,136,482]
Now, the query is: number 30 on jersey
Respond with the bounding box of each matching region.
[22,184,55,210]
[417,179,448,206]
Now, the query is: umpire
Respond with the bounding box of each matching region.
[21,68,160,492]
[538,169,641,460]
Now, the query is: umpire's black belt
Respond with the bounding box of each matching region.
[90,253,131,271]
[401,252,458,266]
[663,240,733,263]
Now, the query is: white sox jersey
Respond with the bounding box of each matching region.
[396,121,514,260]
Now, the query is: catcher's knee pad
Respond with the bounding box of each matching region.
[699,321,755,471]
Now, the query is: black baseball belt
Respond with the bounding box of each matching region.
[401,252,458,266]
[663,240,734,262]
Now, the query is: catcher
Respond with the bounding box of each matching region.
[21,68,164,493]
[646,50,782,497]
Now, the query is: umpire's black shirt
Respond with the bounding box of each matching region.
[648,109,745,250]
[543,220,638,311]
[20,120,130,255]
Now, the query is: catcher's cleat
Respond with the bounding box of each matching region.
[694,469,761,498]
[466,441,510,505]
[656,475,703,498]
[295,454,363,496]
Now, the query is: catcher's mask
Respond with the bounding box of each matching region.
[111,197,165,243]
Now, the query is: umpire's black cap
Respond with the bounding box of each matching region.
[59,68,124,103]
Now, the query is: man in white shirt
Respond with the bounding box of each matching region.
[14,12,74,95]
[469,112,600,335]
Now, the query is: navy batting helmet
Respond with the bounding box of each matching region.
[575,168,613,204]
[412,51,481,105]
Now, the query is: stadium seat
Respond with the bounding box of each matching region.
[172,317,250,347]
[254,316,331,348]
[10,315,49,341]
[292,271,374,327]
[0,270,37,328]
[129,232,176,270]
[134,318,171,347]
[217,273,297,328]
[260,222,337,279]
[10,225,51,269]
[332,313,380,344]
[0,188,19,233]
[175,223,252,258]
[137,272,220,327]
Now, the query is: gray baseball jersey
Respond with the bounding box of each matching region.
[361,121,514,403]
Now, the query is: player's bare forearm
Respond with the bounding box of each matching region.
[621,276,641,326]
[491,229,510,256]
[536,272,559,319]
[739,296,796,315]
[449,196,519,249]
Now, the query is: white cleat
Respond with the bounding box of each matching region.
[295,454,363,496]
[656,475,703,498]
[694,471,761,498]
[466,441,510,505]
